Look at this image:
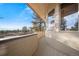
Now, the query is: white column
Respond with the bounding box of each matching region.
[54,4,61,32]
[45,14,48,30]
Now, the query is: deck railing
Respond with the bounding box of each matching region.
[0,33,39,56]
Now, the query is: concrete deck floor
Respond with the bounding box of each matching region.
[33,37,66,56]
[33,32,79,56]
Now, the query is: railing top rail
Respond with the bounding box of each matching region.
[0,33,37,42]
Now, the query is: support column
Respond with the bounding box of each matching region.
[45,14,49,37]
[54,4,61,32]
[45,14,48,31]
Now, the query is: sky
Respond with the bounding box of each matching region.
[0,3,78,30]
[0,3,34,30]
[64,12,78,29]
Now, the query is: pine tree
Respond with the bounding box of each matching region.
[61,19,67,31]
[32,14,45,31]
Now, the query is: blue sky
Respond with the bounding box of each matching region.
[0,3,78,30]
[0,3,34,30]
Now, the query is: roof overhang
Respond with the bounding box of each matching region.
[27,3,78,21]
[28,3,57,21]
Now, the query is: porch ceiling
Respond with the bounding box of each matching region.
[28,3,57,21]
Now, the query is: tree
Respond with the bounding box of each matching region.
[32,13,45,31]
[70,21,78,31]
[22,26,27,33]
[61,19,67,31]
[74,21,78,30]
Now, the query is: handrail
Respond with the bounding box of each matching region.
[0,33,37,43]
